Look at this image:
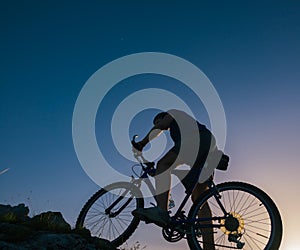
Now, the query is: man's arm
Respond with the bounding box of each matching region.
[135,113,174,150]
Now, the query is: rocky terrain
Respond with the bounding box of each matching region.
[0,203,117,249]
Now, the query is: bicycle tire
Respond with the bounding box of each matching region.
[76,181,144,247]
[187,181,282,250]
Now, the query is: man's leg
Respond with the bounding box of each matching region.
[155,150,178,210]
[192,182,215,250]
[131,150,178,227]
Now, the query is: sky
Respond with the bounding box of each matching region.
[1,1,300,249]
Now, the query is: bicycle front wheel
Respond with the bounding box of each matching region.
[76,181,144,247]
[187,181,282,250]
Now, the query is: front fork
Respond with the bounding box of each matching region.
[105,178,142,217]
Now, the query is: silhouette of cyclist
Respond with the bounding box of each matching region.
[132,109,218,249]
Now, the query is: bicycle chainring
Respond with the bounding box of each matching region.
[162,226,185,242]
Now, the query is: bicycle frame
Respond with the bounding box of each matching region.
[130,156,229,230]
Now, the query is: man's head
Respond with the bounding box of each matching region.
[153,112,168,126]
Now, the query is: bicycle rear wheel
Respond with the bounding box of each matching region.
[76,181,144,247]
[187,181,282,250]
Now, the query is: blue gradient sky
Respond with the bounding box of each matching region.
[1,1,300,249]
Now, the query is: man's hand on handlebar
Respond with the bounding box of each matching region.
[131,135,144,157]
[131,135,156,175]
[132,141,144,152]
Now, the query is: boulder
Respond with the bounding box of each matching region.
[0,203,29,222]
[24,211,71,233]
[0,204,118,250]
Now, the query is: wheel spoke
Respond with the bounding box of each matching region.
[187,182,282,250]
[76,182,143,246]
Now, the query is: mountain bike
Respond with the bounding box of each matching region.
[76,136,282,249]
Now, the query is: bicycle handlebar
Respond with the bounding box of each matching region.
[131,135,156,176]
[131,135,145,161]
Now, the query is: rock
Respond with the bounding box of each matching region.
[72,226,91,238]
[0,222,33,242]
[24,211,71,233]
[0,233,111,249]
[22,233,104,249]
[0,204,29,222]
[0,241,20,249]
[0,204,118,250]
[0,233,118,249]
[91,237,118,250]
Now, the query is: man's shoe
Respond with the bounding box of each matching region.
[132,207,171,227]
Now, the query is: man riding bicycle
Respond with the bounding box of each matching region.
[132,109,218,249]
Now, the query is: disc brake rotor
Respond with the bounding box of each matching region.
[220,212,245,235]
